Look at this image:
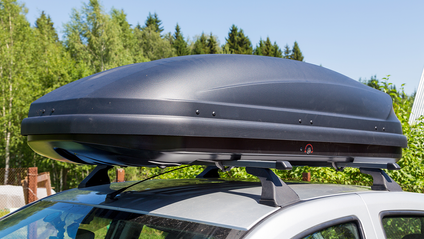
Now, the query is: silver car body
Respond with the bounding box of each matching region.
[9,178,422,238]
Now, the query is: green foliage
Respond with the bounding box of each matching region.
[207,33,219,54]
[0,209,9,217]
[64,0,134,72]
[35,11,58,42]
[134,24,176,61]
[290,41,304,61]
[223,24,252,54]
[283,44,291,59]
[111,8,146,63]
[191,33,209,54]
[382,216,424,239]
[253,37,282,58]
[172,23,189,56]
[144,12,163,34]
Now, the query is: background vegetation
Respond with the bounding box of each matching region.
[0,0,422,192]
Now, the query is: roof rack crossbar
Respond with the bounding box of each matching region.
[360,168,402,191]
[333,162,401,170]
[246,165,300,207]
[79,165,113,189]
[194,160,293,170]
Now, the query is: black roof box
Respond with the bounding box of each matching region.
[21,55,407,168]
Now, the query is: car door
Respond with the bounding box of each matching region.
[244,193,378,239]
[358,192,424,239]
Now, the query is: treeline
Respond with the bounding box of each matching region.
[0,0,304,191]
[7,0,422,193]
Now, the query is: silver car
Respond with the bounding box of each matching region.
[0,168,423,239]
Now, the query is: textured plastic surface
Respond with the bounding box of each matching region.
[21,55,407,166]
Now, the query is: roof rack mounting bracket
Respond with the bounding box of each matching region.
[79,165,113,189]
[246,165,300,207]
[215,161,234,172]
[360,168,402,191]
[196,166,220,178]
[331,162,344,172]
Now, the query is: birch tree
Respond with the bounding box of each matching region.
[0,0,34,183]
[64,0,129,73]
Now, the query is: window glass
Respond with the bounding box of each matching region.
[0,201,92,238]
[382,216,424,239]
[0,200,245,239]
[303,222,360,239]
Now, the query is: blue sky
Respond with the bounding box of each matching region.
[23,0,424,95]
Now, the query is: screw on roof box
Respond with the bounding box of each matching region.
[22,55,407,168]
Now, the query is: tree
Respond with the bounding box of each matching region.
[144,12,163,34]
[253,38,264,55]
[111,8,146,63]
[172,23,189,56]
[0,0,36,183]
[35,11,58,42]
[34,11,80,94]
[254,37,282,58]
[135,24,176,61]
[223,24,252,54]
[207,33,218,54]
[290,41,304,61]
[192,33,209,55]
[283,44,291,59]
[263,37,274,56]
[64,0,131,72]
[273,42,283,58]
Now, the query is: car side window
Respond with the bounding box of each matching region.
[302,222,361,239]
[382,215,424,239]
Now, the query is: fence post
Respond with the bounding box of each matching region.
[302,172,311,182]
[28,167,38,203]
[116,168,125,182]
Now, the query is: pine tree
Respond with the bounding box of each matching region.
[172,23,189,56]
[192,33,209,54]
[273,42,283,58]
[0,0,39,182]
[144,12,163,34]
[263,37,274,56]
[223,24,252,54]
[283,44,291,59]
[254,37,282,58]
[253,38,264,55]
[35,11,58,42]
[207,33,218,54]
[290,41,304,61]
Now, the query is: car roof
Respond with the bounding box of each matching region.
[45,178,370,230]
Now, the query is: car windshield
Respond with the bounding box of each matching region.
[0,200,245,239]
